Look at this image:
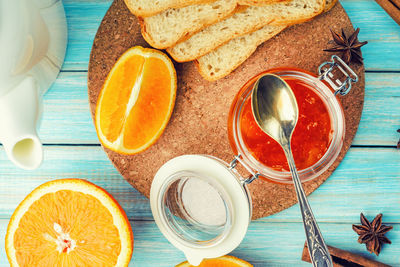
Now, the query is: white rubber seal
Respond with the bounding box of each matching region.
[150,155,251,266]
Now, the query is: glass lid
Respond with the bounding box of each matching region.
[150,155,251,266]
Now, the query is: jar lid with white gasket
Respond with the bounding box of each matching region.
[150,56,358,265]
[150,154,252,266]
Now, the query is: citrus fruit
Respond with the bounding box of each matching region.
[95,46,177,154]
[176,255,253,267]
[6,179,133,267]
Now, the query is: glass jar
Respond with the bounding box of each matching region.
[150,55,358,265]
[228,66,347,183]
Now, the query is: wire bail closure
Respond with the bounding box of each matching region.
[229,154,260,184]
[318,55,358,96]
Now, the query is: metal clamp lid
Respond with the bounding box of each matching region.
[318,55,358,96]
[229,154,260,185]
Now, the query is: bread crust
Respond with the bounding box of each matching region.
[238,0,291,6]
[269,0,326,26]
[124,0,215,17]
[324,0,338,12]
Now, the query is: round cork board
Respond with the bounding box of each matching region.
[88,0,365,220]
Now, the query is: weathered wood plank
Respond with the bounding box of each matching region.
[353,73,400,146]
[35,72,400,145]
[41,72,97,144]
[1,0,398,266]
[341,0,400,71]
[0,219,398,266]
[61,0,400,71]
[0,146,150,220]
[0,146,399,223]
[63,0,111,70]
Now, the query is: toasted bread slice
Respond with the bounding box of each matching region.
[238,0,291,5]
[168,0,323,62]
[167,6,272,62]
[267,0,325,25]
[196,25,286,81]
[195,0,331,81]
[140,0,237,49]
[324,0,337,12]
[124,0,214,17]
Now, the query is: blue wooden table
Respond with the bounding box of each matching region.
[1,0,399,266]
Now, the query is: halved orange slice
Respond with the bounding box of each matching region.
[6,179,133,267]
[95,46,177,154]
[176,255,253,267]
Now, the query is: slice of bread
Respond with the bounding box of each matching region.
[195,0,331,81]
[324,0,337,12]
[167,0,324,62]
[124,0,214,17]
[140,0,237,49]
[266,0,325,25]
[167,6,271,62]
[238,0,290,5]
[196,25,286,81]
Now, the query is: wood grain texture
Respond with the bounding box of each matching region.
[302,242,392,266]
[1,219,399,266]
[0,0,399,266]
[61,0,400,71]
[88,0,365,219]
[374,0,400,26]
[24,72,400,145]
[0,146,398,223]
[340,0,400,71]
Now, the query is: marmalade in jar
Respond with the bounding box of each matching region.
[240,77,333,172]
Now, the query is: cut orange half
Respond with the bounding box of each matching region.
[6,179,133,267]
[95,46,177,154]
[176,255,253,267]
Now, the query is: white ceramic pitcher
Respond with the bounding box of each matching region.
[0,0,67,169]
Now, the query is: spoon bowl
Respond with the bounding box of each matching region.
[251,74,298,147]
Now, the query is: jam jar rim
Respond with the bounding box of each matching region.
[228,68,346,184]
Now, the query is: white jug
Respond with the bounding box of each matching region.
[0,0,67,169]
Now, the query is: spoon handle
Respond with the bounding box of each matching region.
[284,146,333,267]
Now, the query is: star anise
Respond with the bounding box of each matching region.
[324,28,368,64]
[352,213,393,256]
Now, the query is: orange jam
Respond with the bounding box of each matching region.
[240,78,333,172]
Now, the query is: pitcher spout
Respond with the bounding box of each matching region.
[0,77,43,170]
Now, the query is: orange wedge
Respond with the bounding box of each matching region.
[95,46,177,154]
[6,179,133,267]
[176,255,253,267]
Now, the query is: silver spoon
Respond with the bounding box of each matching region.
[251,74,333,267]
